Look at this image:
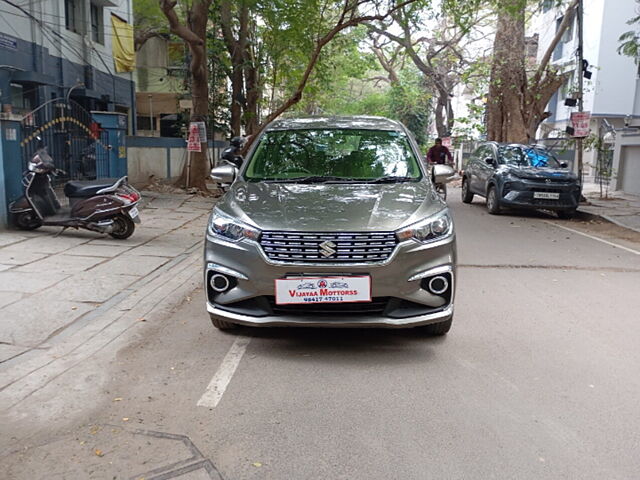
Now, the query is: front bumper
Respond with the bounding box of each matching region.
[204,232,456,328]
[500,179,580,211]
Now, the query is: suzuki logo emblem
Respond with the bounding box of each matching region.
[319,240,337,258]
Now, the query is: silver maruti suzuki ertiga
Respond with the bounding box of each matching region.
[204,116,456,334]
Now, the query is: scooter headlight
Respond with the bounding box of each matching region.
[208,210,260,242]
[396,210,453,244]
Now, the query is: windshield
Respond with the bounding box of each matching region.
[244,129,422,182]
[499,146,562,168]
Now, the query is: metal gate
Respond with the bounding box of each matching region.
[20,98,111,185]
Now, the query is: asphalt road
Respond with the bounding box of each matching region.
[3,188,640,480]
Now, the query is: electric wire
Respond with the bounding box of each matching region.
[0,7,134,39]
[1,0,128,103]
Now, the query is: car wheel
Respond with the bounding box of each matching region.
[420,318,452,336]
[557,209,576,220]
[209,314,237,330]
[461,178,474,203]
[486,186,501,215]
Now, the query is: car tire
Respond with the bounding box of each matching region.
[209,314,237,330]
[461,178,474,203]
[421,318,452,336]
[557,209,576,220]
[486,186,501,215]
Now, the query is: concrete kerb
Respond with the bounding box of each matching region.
[576,208,640,234]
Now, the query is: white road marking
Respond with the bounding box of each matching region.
[544,221,640,256]
[197,336,251,408]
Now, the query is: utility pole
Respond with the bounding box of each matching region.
[576,0,584,193]
[148,94,153,136]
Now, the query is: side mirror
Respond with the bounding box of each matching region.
[485,157,495,166]
[560,161,568,168]
[221,147,243,168]
[432,164,456,184]
[210,164,237,184]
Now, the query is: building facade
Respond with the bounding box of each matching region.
[533,0,640,193]
[0,0,135,125]
[134,35,190,137]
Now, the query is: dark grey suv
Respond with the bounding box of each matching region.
[204,116,456,333]
[461,142,580,218]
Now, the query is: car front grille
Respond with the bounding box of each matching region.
[260,231,398,263]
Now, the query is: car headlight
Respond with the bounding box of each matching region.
[396,210,453,244]
[208,210,260,242]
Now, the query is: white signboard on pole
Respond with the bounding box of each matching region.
[570,111,591,138]
[187,123,201,152]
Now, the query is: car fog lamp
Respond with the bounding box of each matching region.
[210,273,231,292]
[427,276,449,295]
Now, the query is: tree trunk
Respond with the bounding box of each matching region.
[220,0,247,137]
[487,2,527,143]
[160,0,212,192]
[243,26,260,135]
[487,0,579,143]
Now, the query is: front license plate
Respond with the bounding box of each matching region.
[274,276,371,305]
[128,206,139,218]
[533,192,560,200]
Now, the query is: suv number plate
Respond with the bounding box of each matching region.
[534,192,560,200]
[275,276,371,305]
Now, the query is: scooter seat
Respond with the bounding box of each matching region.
[64,178,120,198]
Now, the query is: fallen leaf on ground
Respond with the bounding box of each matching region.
[113,397,123,402]
[94,449,104,457]
[252,462,262,467]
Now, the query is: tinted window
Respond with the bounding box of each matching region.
[245,129,422,181]
[498,146,562,168]
[498,146,524,165]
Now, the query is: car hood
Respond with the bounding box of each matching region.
[503,166,578,181]
[216,180,443,232]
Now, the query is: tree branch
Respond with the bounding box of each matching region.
[159,0,203,46]
[530,0,579,90]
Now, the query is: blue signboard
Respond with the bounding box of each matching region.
[0,33,17,51]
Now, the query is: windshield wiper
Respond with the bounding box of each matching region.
[264,175,347,184]
[365,176,416,184]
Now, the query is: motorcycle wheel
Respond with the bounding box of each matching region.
[15,211,42,230]
[109,214,135,239]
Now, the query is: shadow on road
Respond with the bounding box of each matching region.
[221,325,448,365]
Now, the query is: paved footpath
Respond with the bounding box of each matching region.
[0,192,212,409]
[579,182,640,233]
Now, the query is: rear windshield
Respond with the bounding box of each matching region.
[499,146,562,168]
[244,129,422,181]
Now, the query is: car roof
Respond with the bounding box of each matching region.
[265,116,405,132]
